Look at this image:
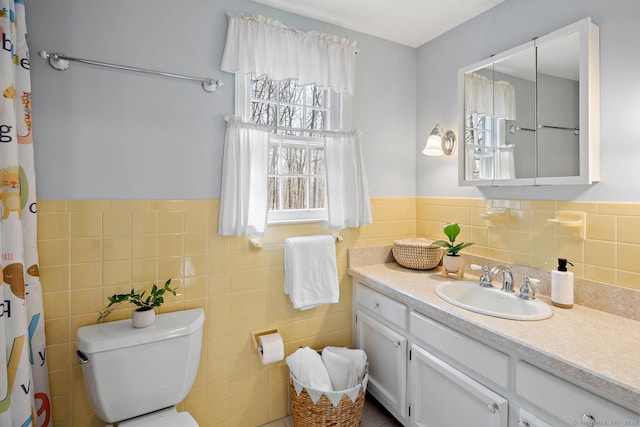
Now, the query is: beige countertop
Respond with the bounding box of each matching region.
[348,262,640,413]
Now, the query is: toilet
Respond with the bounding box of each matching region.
[76,308,205,426]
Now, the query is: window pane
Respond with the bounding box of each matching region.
[279,80,304,104]
[268,177,279,210]
[306,109,326,130]
[306,85,326,108]
[309,177,325,209]
[309,147,324,176]
[268,145,279,175]
[279,106,303,129]
[282,145,307,175]
[283,177,307,210]
[251,76,277,101]
[252,101,277,126]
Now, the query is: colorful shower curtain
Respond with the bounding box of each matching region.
[0,1,52,426]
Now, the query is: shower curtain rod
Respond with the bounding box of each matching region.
[38,51,223,93]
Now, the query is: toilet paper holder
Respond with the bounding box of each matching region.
[251,328,280,355]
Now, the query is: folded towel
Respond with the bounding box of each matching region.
[322,349,358,391]
[284,235,339,310]
[286,347,333,392]
[323,347,368,383]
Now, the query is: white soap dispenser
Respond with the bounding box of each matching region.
[551,258,574,308]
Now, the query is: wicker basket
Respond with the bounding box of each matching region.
[392,237,443,270]
[289,365,368,427]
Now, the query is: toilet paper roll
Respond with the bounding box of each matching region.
[258,332,284,365]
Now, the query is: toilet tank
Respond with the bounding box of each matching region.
[76,308,205,423]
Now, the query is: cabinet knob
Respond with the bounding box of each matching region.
[518,422,530,427]
[487,403,499,413]
[580,414,596,427]
[373,302,380,309]
[394,341,401,348]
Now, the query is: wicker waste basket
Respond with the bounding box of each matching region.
[289,364,369,427]
[392,237,443,270]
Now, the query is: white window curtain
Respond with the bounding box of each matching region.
[325,131,372,229]
[465,72,516,120]
[218,121,373,235]
[221,14,358,95]
[218,117,270,236]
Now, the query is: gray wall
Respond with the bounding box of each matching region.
[25,0,417,200]
[417,0,640,201]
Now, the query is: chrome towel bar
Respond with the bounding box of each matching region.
[38,50,223,93]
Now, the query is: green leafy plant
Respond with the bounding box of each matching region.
[97,279,178,322]
[433,222,474,256]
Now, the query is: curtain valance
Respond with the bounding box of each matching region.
[221,14,358,95]
[465,72,516,120]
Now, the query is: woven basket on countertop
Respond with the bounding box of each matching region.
[392,237,443,270]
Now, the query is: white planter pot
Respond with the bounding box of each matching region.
[132,307,155,328]
[442,254,465,276]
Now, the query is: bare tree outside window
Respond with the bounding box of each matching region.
[251,75,331,216]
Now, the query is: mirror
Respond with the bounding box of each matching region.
[458,18,599,186]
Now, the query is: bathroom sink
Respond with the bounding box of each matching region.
[435,281,553,321]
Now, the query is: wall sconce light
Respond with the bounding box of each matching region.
[422,124,456,156]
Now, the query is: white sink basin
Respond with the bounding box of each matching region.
[435,281,553,321]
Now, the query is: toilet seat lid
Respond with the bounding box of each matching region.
[119,411,198,427]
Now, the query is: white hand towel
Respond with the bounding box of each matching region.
[284,235,339,310]
[286,347,334,392]
[323,346,368,383]
[322,348,358,391]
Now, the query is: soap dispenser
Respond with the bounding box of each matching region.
[551,258,574,308]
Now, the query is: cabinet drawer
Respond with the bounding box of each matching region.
[516,361,639,425]
[410,311,509,389]
[355,283,407,329]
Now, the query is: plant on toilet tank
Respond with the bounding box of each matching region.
[97,278,178,328]
[433,222,474,277]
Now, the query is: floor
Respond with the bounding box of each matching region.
[260,393,403,427]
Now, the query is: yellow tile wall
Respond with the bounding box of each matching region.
[417,197,640,291]
[37,197,416,427]
[38,196,640,426]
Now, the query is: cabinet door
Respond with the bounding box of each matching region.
[410,344,508,427]
[355,309,407,417]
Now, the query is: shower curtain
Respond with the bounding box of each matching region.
[0,1,52,426]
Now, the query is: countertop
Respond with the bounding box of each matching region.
[348,262,640,413]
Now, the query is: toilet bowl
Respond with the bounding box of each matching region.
[76,308,205,426]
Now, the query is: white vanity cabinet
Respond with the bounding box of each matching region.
[353,283,408,420]
[516,361,638,426]
[409,311,509,427]
[410,344,508,427]
[351,278,639,427]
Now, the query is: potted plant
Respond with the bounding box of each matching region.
[97,279,178,328]
[433,222,474,276]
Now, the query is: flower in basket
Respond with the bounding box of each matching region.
[432,222,474,256]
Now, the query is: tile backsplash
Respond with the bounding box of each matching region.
[37,197,638,426]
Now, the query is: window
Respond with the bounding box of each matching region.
[238,74,342,223]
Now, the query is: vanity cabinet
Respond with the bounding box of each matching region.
[459,17,600,186]
[409,310,509,427]
[352,278,639,427]
[516,361,638,426]
[410,344,508,427]
[354,283,408,419]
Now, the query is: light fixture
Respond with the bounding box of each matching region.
[422,124,456,156]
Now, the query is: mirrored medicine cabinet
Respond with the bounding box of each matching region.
[458,18,600,186]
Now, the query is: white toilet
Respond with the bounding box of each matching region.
[76,308,205,426]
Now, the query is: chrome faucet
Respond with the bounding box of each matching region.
[519,276,540,300]
[470,264,493,288]
[490,265,514,292]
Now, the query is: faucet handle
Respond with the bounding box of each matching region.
[470,264,493,288]
[519,276,540,300]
